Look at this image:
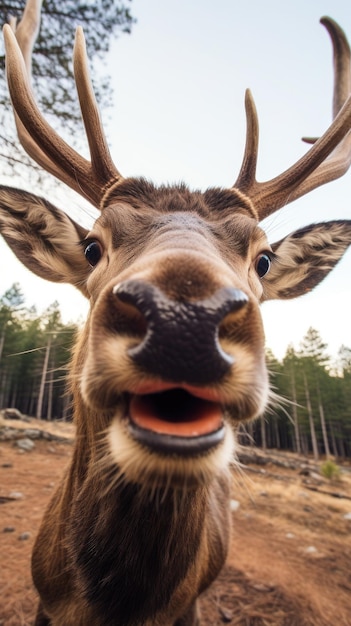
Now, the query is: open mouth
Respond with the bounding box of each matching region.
[126,388,225,455]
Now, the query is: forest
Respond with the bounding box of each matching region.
[0,283,350,460]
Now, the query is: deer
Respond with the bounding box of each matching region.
[0,0,351,623]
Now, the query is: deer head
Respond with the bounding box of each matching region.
[0,3,351,624]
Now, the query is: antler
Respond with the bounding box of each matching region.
[234,17,351,221]
[3,0,122,208]
[3,5,351,217]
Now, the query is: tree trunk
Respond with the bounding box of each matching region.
[337,426,346,459]
[0,371,7,407]
[247,421,254,446]
[36,335,52,420]
[290,369,301,454]
[29,385,37,417]
[329,422,338,460]
[47,351,55,421]
[260,415,267,450]
[0,328,5,362]
[273,417,280,449]
[303,372,319,460]
[9,381,18,409]
[317,390,331,458]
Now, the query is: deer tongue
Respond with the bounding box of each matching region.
[129,390,223,437]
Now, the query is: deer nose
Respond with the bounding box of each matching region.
[113,280,248,385]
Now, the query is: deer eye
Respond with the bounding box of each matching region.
[84,241,102,267]
[255,253,271,278]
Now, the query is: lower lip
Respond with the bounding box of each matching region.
[128,420,226,456]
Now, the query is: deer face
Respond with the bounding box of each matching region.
[72,182,268,486]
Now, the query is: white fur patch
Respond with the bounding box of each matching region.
[106,416,235,491]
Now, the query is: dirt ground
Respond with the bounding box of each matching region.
[0,418,351,626]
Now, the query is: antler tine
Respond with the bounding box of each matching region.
[4,25,89,193]
[302,17,351,143]
[234,17,351,221]
[233,89,259,191]
[5,0,70,188]
[4,2,122,208]
[9,0,41,79]
[73,27,121,186]
[286,17,351,207]
[325,16,351,118]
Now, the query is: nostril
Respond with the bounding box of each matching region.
[113,281,159,321]
[112,281,149,336]
[217,287,249,348]
[212,287,248,320]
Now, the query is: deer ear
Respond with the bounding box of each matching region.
[0,187,90,296]
[263,220,351,300]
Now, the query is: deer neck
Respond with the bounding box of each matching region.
[65,412,230,624]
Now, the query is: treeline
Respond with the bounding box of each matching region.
[241,329,351,460]
[0,284,78,421]
[1,284,350,459]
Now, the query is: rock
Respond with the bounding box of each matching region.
[303,505,313,513]
[0,424,71,444]
[0,428,19,441]
[298,491,309,498]
[1,463,13,468]
[343,512,351,520]
[309,471,325,483]
[304,546,318,554]
[18,532,31,541]
[286,532,295,539]
[3,526,15,533]
[237,450,270,466]
[16,438,35,451]
[230,499,240,512]
[23,428,41,439]
[0,408,23,420]
[9,491,24,499]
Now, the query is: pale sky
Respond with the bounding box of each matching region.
[1,0,351,360]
